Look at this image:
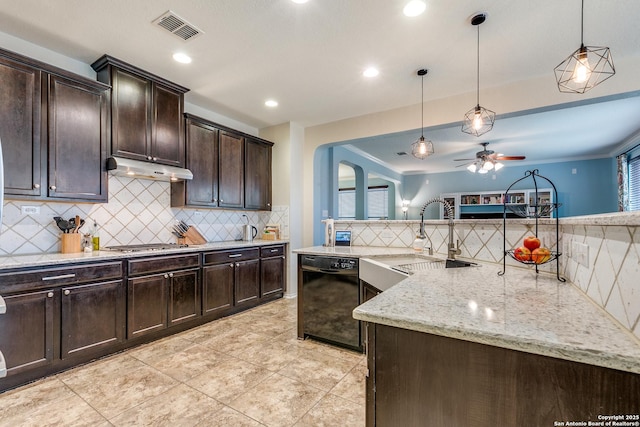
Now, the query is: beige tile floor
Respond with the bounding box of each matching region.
[0,298,366,427]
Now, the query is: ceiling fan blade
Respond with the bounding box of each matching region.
[455,162,472,167]
[453,158,475,161]
[496,156,526,160]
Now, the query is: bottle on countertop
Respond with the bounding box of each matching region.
[91,221,100,251]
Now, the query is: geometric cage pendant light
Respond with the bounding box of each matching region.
[461,13,495,137]
[411,68,435,159]
[554,0,615,94]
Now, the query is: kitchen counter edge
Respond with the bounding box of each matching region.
[0,240,289,271]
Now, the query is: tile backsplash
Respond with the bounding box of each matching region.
[0,175,289,256]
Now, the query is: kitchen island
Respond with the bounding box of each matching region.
[353,261,640,426]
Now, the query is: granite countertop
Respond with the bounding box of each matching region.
[0,239,289,271]
[353,262,640,375]
[293,245,420,258]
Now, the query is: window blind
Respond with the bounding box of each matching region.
[629,155,640,211]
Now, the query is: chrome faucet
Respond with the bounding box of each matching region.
[419,198,461,260]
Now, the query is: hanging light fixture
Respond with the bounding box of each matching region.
[411,69,435,159]
[462,13,495,138]
[554,0,615,94]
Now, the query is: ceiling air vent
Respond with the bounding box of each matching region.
[153,10,203,41]
[396,152,408,156]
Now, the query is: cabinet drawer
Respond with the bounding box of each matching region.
[261,245,285,258]
[127,254,200,277]
[0,262,123,294]
[203,248,260,265]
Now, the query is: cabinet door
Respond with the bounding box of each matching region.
[152,83,184,167]
[261,256,285,298]
[234,258,260,307]
[127,274,167,338]
[111,67,151,162]
[47,74,108,201]
[185,118,218,206]
[168,268,200,327]
[0,56,42,196]
[0,290,55,376]
[61,280,125,359]
[218,130,244,208]
[245,138,272,210]
[202,263,234,317]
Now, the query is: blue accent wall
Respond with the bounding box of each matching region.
[402,158,616,219]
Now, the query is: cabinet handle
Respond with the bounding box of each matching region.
[270,249,278,253]
[49,185,56,191]
[213,198,218,202]
[42,273,75,281]
[229,264,234,268]
[64,290,71,296]
[147,156,152,161]
[0,295,6,314]
[281,256,285,259]
[169,273,174,278]
[33,184,40,189]
[235,263,240,267]
[228,254,242,258]
[164,274,169,279]
[47,292,54,298]
[220,199,224,203]
[267,203,271,207]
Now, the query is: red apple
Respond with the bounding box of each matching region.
[523,235,541,251]
[531,247,551,264]
[513,246,531,262]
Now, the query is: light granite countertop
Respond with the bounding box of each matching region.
[0,239,288,271]
[353,261,640,375]
[293,245,419,258]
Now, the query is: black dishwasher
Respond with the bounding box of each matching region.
[299,255,361,351]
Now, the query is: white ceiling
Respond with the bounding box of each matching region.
[1,0,639,173]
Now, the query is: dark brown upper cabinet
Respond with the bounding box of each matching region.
[0,48,109,203]
[171,114,272,211]
[245,137,272,210]
[92,55,188,168]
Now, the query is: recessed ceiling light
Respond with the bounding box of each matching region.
[265,99,279,107]
[363,67,379,78]
[172,52,192,64]
[291,0,309,3]
[403,0,427,17]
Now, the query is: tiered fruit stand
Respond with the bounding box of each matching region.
[498,169,565,281]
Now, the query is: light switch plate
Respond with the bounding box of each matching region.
[572,241,589,267]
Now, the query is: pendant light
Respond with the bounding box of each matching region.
[554,0,615,94]
[462,13,495,138]
[411,68,435,159]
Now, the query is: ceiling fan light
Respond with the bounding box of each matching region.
[493,162,504,171]
[477,167,489,174]
[482,160,494,171]
[467,163,477,173]
[411,136,434,159]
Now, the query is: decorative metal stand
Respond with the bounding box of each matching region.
[498,169,565,281]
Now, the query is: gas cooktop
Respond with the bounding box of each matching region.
[103,243,188,252]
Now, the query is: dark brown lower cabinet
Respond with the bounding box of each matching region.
[234,259,260,307]
[260,254,285,298]
[202,263,234,317]
[0,290,56,376]
[127,267,200,339]
[366,323,640,427]
[61,280,125,359]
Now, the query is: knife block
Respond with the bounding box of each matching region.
[177,226,207,245]
[61,233,82,253]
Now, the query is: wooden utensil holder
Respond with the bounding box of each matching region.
[61,233,82,253]
[176,226,207,246]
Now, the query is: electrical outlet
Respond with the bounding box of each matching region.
[21,206,40,215]
[381,230,393,239]
[193,211,202,217]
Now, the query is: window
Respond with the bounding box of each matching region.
[338,186,389,219]
[629,155,640,211]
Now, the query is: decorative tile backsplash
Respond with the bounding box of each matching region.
[0,176,289,256]
[336,219,640,341]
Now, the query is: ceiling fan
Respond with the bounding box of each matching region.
[455,142,525,173]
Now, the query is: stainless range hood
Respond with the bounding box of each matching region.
[107,157,193,182]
